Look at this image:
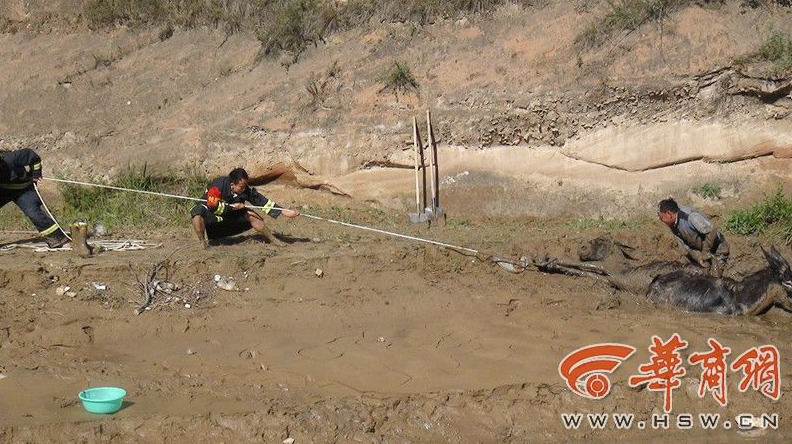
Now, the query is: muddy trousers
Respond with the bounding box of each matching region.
[0,187,60,236]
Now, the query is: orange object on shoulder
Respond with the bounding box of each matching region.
[206,186,222,209]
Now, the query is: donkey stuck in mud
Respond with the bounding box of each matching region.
[527,235,699,295]
[530,238,792,315]
[535,254,698,295]
[577,236,639,262]
[647,246,792,315]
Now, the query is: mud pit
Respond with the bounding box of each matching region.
[1,206,791,443]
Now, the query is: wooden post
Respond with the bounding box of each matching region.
[426,109,438,211]
[70,221,93,257]
[412,116,422,214]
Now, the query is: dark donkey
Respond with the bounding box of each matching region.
[530,236,699,295]
[647,246,792,315]
[536,255,698,295]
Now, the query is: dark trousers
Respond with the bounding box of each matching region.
[190,204,253,240]
[0,187,57,233]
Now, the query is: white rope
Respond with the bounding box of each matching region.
[291,212,478,255]
[33,182,72,241]
[43,177,481,256]
[241,203,480,255]
[0,239,161,252]
[45,177,207,203]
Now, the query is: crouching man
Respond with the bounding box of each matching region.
[190,168,299,249]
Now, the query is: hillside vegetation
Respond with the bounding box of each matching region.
[0,0,791,224]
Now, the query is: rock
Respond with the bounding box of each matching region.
[92,223,107,237]
[55,285,70,296]
[92,282,107,291]
[773,146,792,158]
[315,268,324,278]
[155,281,179,294]
[215,276,239,291]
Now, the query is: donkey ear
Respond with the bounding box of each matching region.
[761,245,771,262]
[618,244,639,260]
[766,246,791,276]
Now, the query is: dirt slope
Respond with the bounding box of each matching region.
[0,1,791,216]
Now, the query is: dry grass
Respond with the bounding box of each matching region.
[80,0,537,65]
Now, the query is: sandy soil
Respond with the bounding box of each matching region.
[1,190,792,442]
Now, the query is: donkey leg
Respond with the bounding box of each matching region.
[770,284,792,313]
[744,292,776,316]
[775,296,792,313]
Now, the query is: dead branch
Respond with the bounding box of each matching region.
[130,249,181,315]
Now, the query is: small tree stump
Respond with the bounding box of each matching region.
[70,221,94,258]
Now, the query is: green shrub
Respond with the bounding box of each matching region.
[575,0,693,49]
[742,0,792,7]
[57,164,207,232]
[736,31,792,72]
[378,62,420,96]
[81,1,536,65]
[255,0,330,67]
[0,165,206,236]
[84,0,168,28]
[692,183,722,200]
[757,31,792,70]
[724,186,792,243]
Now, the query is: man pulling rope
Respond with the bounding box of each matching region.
[44,175,483,258]
[0,148,70,248]
[189,167,301,249]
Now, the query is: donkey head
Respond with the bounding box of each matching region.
[578,237,611,261]
[762,246,792,296]
[578,236,638,262]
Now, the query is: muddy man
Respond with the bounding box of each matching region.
[657,198,729,278]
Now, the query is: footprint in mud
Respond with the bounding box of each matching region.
[297,336,351,360]
[82,326,94,343]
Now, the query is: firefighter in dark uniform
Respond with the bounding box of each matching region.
[190,167,300,248]
[0,148,69,248]
[658,198,729,278]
